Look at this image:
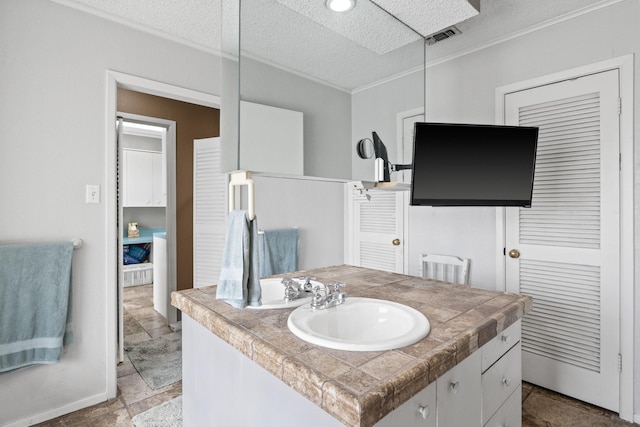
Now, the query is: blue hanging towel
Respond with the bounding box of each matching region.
[216,211,261,308]
[259,228,299,278]
[0,241,74,372]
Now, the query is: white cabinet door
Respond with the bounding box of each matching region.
[351,190,405,273]
[151,151,165,206]
[123,149,165,207]
[123,149,153,206]
[437,350,481,427]
[375,381,436,427]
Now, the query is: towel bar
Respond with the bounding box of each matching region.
[0,238,83,249]
[229,171,255,221]
[258,227,299,235]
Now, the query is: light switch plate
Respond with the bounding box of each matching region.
[86,184,100,203]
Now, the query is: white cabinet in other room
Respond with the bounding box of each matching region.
[123,149,165,207]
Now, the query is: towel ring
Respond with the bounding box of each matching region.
[229,171,255,221]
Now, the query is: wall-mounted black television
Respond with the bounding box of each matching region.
[410,122,539,207]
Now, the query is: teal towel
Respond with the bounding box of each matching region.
[216,211,261,308]
[259,228,299,277]
[0,241,74,373]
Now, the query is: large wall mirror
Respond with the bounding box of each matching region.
[221,0,426,180]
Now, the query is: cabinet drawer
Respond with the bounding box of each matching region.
[482,341,521,424]
[484,384,522,427]
[481,320,521,372]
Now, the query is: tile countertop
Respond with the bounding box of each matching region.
[171,264,533,427]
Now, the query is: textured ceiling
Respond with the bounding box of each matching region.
[273,0,421,55]
[58,0,608,90]
[373,0,480,37]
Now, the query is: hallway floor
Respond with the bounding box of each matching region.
[36,284,181,426]
[36,284,636,426]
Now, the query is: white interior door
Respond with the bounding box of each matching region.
[504,70,620,411]
[352,190,404,273]
[193,137,227,288]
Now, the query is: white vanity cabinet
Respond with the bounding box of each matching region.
[481,320,522,427]
[182,313,523,427]
[377,321,522,427]
[122,148,165,207]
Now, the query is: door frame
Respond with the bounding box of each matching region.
[105,70,221,399]
[494,55,634,421]
[396,107,424,274]
[118,112,176,363]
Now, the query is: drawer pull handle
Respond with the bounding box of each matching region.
[449,381,460,394]
[501,334,510,343]
[502,377,512,387]
[418,405,430,419]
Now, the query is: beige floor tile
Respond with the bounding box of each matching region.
[117,355,138,378]
[126,381,183,417]
[124,331,151,347]
[137,314,169,332]
[522,387,634,427]
[148,325,174,338]
[66,407,133,427]
[59,398,126,426]
[117,371,161,406]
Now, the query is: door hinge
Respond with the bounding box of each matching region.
[617,97,622,115]
[618,353,622,372]
[619,153,622,172]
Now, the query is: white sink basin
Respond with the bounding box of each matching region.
[248,278,318,310]
[287,297,430,351]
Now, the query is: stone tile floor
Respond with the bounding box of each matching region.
[36,284,180,426]
[521,382,636,427]
[36,284,637,426]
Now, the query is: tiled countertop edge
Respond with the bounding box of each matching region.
[172,288,531,427]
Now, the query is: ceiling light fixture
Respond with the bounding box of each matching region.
[326,0,355,12]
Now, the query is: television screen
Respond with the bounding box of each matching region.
[410,122,538,207]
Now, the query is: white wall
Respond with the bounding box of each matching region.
[421,3,640,418]
[241,57,352,180]
[353,0,640,418]
[252,175,345,270]
[352,70,424,182]
[0,1,223,425]
[0,2,348,424]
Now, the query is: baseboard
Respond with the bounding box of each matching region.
[634,413,640,424]
[4,392,108,427]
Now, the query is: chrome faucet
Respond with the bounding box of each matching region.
[310,283,347,310]
[282,277,314,302]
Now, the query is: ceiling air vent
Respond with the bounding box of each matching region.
[425,26,462,46]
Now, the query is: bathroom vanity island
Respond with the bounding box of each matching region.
[172,265,532,427]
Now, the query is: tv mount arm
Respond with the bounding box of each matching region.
[357,131,412,183]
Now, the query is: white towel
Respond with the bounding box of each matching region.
[216,211,261,308]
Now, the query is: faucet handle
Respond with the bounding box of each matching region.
[281,278,298,285]
[298,277,316,292]
[328,283,345,293]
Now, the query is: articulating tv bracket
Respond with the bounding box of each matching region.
[356,131,412,182]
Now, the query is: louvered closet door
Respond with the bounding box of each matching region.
[353,191,404,273]
[193,138,227,288]
[504,70,620,411]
